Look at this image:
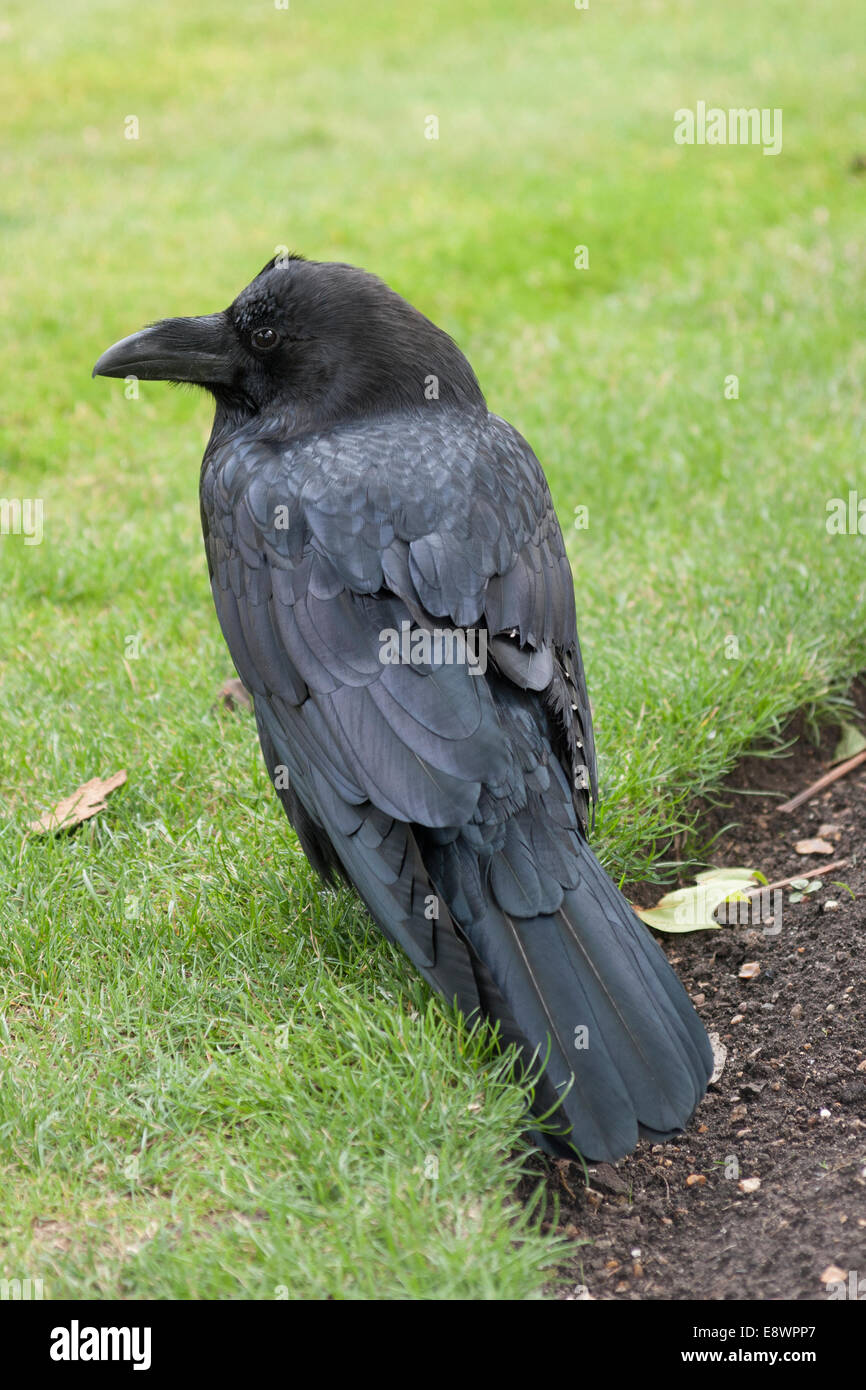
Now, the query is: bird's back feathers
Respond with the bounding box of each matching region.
[202,402,711,1160]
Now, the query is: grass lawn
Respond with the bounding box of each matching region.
[1,0,864,1298]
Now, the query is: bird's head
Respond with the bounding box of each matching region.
[93,255,485,430]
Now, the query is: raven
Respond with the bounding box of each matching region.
[94,256,712,1160]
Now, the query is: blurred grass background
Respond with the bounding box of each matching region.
[0,0,864,1298]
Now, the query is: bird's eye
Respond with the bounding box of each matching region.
[251,327,279,351]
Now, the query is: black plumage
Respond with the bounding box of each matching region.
[93,255,713,1160]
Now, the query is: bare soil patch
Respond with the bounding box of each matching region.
[528,688,866,1301]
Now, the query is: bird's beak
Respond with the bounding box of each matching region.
[92,313,235,384]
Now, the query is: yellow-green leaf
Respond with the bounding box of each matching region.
[694,867,760,885]
[636,878,754,933]
[832,721,866,764]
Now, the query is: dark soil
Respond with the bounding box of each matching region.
[529,688,866,1301]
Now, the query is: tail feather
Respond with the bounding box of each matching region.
[462,837,713,1162]
[259,695,711,1162]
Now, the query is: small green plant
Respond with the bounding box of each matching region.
[788,878,823,904]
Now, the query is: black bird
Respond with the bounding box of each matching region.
[93,256,712,1160]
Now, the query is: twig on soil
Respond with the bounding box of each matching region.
[745,860,848,896]
[777,749,866,814]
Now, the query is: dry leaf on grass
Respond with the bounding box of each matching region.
[216,677,252,712]
[29,771,127,834]
[794,838,834,856]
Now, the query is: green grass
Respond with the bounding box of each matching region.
[1,0,864,1298]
